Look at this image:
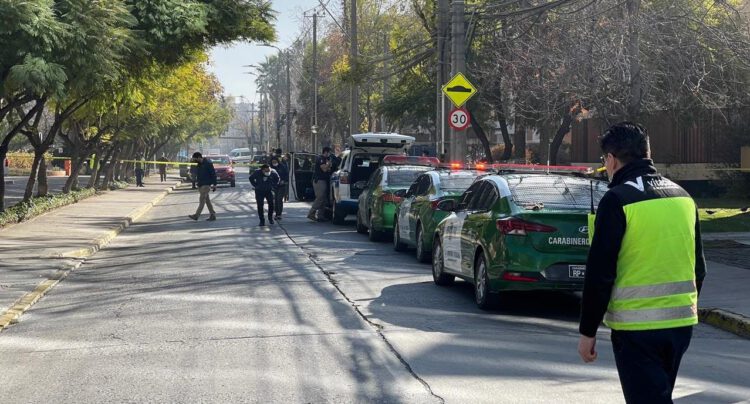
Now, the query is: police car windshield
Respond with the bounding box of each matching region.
[438,174,476,192]
[387,168,430,186]
[507,175,607,210]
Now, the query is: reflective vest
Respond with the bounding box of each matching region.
[604,194,698,331]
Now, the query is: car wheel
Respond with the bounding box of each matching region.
[393,217,408,252]
[415,224,430,263]
[356,211,368,234]
[332,200,346,225]
[432,238,454,286]
[368,213,384,242]
[474,253,496,310]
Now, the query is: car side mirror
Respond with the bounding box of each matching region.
[437,199,456,212]
[394,189,407,198]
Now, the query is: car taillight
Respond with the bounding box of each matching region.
[382,193,402,203]
[496,218,557,235]
[340,172,350,184]
[430,199,443,210]
[502,272,539,282]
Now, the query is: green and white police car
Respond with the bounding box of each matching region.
[393,167,484,262]
[430,165,609,309]
[356,156,440,242]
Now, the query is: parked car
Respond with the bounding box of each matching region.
[393,167,484,262]
[430,166,608,309]
[356,155,439,241]
[330,133,415,224]
[206,155,235,187]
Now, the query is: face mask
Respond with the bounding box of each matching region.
[272,163,278,167]
[264,171,271,177]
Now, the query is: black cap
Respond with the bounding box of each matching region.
[192,152,202,158]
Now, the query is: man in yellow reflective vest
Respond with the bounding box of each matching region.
[578,122,706,403]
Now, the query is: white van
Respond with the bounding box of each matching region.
[330,133,415,224]
[229,148,254,163]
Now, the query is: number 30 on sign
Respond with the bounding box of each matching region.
[448,108,470,131]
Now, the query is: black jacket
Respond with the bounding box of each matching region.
[579,159,706,337]
[194,158,217,187]
[250,169,280,195]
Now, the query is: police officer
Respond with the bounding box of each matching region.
[307,147,332,222]
[250,164,279,226]
[270,156,288,221]
[578,122,706,403]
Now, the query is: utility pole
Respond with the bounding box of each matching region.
[248,102,255,152]
[437,0,450,159]
[285,50,292,153]
[350,0,359,136]
[450,0,466,162]
[312,12,320,151]
[382,32,389,132]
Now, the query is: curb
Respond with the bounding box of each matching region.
[0,181,180,333]
[699,308,750,339]
[55,181,181,259]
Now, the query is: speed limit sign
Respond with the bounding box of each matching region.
[448,108,470,131]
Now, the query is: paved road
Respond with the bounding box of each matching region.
[3,175,90,207]
[0,183,748,403]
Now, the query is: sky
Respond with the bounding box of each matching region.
[208,0,323,105]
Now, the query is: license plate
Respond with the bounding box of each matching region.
[569,265,586,279]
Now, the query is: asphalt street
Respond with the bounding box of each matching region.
[0,182,748,403]
[3,175,90,207]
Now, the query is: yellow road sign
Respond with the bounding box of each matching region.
[442,73,477,107]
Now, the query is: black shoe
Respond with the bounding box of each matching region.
[259,221,266,226]
[189,214,198,221]
[269,217,275,225]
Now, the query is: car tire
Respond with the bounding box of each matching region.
[415,224,430,263]
[368,213,384,242]
[332,201,346,225]
[432,238,455,286]
[230,180,236,187]
[393,217,408,252]
[356,212,368,234]
[474,253,497,310]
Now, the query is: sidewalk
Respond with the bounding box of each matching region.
[0,175,181,330]
[699,232,750,338]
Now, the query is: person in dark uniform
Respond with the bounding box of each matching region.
[270,156,289,221]
[188,152,217,221]
[134,158,145,187]
[157,154,168,182]
[307,147,332,222]
[578,122,706,403]
[250,164,280,226]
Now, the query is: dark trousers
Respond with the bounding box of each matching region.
[611,326,693,404]
[159,171,166,182]
[135,169,144,186]
[275,183,287,217]
[256,192,274,222]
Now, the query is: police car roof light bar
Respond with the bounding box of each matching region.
[492,163,594,175]
[382,155,440,167]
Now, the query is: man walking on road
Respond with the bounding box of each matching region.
[157,154,168,182]
[307,147,332,222]
[134,158,145,187]
[271,156,288,221]
[578,122,706,403]
[188,152,217,222]
[250,164,279,226]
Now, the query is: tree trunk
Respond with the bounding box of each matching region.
[23,152,44,201]
[497,115,513,161]
[549,104,582,165]
[36,157,48,197]
[0,144,9,212]
[468,108,494,163]
[63,151,89,193]
[513,125,526,161]
[626,0,642,118]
